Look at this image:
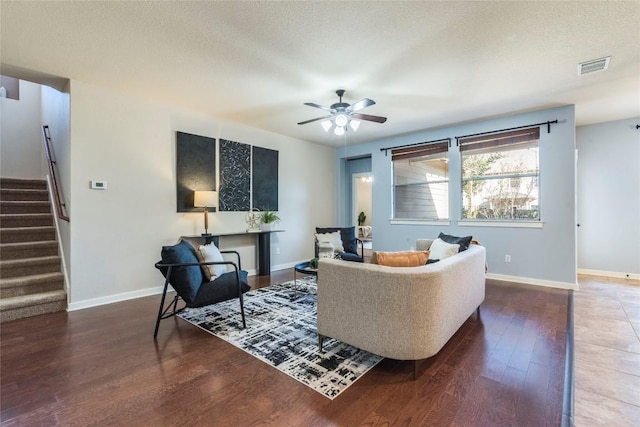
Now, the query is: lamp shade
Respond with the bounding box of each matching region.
[194,190,218,208]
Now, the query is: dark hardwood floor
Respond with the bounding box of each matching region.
[0,270,568,426]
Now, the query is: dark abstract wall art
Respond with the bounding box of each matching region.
[219,139,251,211]
[176,132,216,212]
[252,146,279,211]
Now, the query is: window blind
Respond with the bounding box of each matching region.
[391,140,449,161]
[459,127,540,152]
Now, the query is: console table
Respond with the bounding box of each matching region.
[182,230,284,276]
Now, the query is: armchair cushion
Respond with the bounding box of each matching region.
[316,226,358,255]
[337,252,364,263]
[191,270,250,308]
[159,240,203,304]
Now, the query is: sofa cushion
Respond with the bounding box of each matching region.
[316,227,358,255]
[438,232,473,252]
[372,250,430,267]
[315,231,344,253]
[159,240,203,304]
[429,238,459,261]
[190,270,250,308]
[196,243,227,281]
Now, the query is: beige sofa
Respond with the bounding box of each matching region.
[317,239,486,375]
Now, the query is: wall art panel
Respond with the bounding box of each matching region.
[252,146,279,211]
[219,139,251,211]
[176,132,216,212]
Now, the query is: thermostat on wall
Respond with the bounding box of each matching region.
[90,180,108,190]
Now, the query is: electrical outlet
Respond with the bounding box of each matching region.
[276,248,280,255]
[505,255,511,263]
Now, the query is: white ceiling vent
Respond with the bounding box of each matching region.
[578,57,610,75]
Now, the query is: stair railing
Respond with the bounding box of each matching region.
[42,125,69,222]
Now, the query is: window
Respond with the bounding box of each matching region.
[392,141,449,220]
[460,127,540,220]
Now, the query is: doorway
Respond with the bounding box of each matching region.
[352,172,373,249]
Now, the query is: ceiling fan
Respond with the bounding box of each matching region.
[298,89,387,135]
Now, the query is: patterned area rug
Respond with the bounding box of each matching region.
[178,277,383,399]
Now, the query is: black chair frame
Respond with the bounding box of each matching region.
[153,250,246,339]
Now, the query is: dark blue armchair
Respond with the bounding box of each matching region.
[153,240,250,338]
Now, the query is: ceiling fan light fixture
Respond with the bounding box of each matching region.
[299,90,387,134]
[334,114,349,127]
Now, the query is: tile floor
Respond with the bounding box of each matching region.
[574,275,640,426]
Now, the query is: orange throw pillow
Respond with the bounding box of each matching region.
[372,250,430,267]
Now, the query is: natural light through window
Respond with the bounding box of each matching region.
[392,141,449,220]
[460,128,540,221]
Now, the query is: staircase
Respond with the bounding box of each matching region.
[0,178,67,322]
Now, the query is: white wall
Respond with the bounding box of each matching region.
[68,80,335,309]
[576,117,640,278]
[337,105,577,289]
[0,80,44,178]
[40,84,72,282]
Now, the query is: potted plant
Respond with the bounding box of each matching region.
[260,209,281,231]
[358,211,367,226]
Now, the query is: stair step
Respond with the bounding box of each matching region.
[0,256,61,279]
[0,201,51,215]
[0,188,49,202]
[0,272,64,298]
[0,241,59,260]
[0,290,67,323]
[0,226,56,244]
[0,213,54,228]
[0,178,47,191]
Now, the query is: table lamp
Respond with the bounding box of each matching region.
[194,190,218,236]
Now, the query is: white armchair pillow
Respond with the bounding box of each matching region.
[315,231,344,253]
[196,243,228,281]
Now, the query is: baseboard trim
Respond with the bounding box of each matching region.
[69,263,302,311]
[577,268,640,280]
[271,260,309,272]
[486,273,579,290]
[69,266,274,311]
[68,286,165,311]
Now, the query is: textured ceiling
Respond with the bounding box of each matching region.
[1,1,639,146]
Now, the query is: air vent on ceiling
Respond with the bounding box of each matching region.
[578,57,610,75]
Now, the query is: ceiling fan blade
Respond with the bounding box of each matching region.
[347,98,375,112]
[304,102,333,112]
[351,113,387,123]
[297,115,332,125]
